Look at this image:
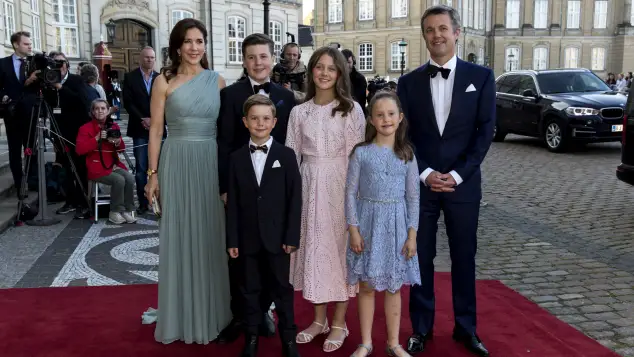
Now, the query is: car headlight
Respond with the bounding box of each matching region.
[565,107,599,116]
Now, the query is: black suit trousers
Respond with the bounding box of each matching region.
[240,248,296,342]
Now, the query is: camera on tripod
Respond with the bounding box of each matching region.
[25,52,64,86]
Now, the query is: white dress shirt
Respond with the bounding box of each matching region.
[420,55,464,186]
[250,136,273,186]
[249,76,270,97]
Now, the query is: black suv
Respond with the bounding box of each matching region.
[616,85,634,185]
[494,69,628,152]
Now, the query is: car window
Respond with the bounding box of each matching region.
[497,75,520,94]
[518,75,537,94]
[496,76,507,92]
[536,71,611,94]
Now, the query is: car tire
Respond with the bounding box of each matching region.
[492,121,507,142]
[543,118,568,152]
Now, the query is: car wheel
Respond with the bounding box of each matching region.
[543,119,568,152]
[492,122,507,142]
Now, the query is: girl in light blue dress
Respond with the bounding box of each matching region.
[345,91,421,357]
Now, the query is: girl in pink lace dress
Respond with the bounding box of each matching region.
[286,46,366,353]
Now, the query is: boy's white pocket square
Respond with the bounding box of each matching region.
[272,160,281,168]
[466,84,476,92]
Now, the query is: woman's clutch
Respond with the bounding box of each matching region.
[151,194,161,218]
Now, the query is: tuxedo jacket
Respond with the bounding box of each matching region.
[0,55,36,120]
[217,79,296,194]
[397,58,496,202]
[226,140,301,255]
[122,68,162,139]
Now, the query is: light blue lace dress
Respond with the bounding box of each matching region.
[345,144,421,293]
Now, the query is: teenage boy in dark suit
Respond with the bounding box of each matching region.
[217,33,296,343]
[226,94,301,357]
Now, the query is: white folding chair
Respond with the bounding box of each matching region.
[89,180,110,223]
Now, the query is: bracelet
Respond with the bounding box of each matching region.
[146,169,157,178]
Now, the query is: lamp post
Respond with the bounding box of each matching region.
[105,19,116,44]
[263,0,271,36]
[398,39,407,77]
[507,53,515,72]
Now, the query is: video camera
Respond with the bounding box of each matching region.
[367,75,390,102]
[25,52,64,86]
[273,65,306,87]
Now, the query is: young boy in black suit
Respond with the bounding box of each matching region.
[218,33,297,343]
[226,94,302,357]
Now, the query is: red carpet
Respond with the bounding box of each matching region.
[0,273,620,357]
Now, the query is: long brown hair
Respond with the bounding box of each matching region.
[161,18,210,82]
[304,46,354,117]
[351,91,414,162]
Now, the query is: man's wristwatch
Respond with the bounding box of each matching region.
[147,169,157,179]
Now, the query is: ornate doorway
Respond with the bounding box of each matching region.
[108,19,152,77]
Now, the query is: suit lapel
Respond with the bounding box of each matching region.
[242,146,260,191]
[419,65,441,137]
[258,141,278,189]
[446,59,468,134]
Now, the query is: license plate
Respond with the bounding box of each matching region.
[612,125,623,132]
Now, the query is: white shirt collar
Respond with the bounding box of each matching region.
[429,55,457,70]
[249,136,273,150]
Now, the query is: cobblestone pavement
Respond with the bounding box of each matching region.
[0,134,633,356]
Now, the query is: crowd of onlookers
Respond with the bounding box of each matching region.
[605,72,632,92]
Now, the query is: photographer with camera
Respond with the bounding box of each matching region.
[0,31,36,199]
[270,41,306,102]
[76,99,136,224]
[37,51,93,218]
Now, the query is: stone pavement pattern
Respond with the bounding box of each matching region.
[0,133,633,356]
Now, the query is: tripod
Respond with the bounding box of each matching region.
[16,88,90,226]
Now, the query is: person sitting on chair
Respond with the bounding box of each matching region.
[76,98,137,224]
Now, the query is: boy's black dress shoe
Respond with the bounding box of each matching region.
[452,328,489,356]
[282,341,301,357]
[406,330,433,354]
[259,312,276,337]
[241,335,259,357]
[216,318,243,344]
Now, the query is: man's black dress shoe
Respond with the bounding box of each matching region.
[282,340,301,357]
[259,311,276,337]
[241,335,259,357]
[452,329,489,356]
[406,330,433,354]
[216,318,243,344]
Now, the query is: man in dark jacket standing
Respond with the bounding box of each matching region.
[122,46,161,214]
[341,49,368,116]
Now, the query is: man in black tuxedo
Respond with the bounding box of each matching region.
[217,33,296,343]
[227,94,301,357]
[123,46,162,214]
[42,51,93,218]
[0,31,33,198]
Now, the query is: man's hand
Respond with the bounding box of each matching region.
[228,248,239,258]
[425,171,455,193]
[282,244,296,254]
[142,117,151,129]
[25,70,40,86]
[220,193,227,205]
[52,83,62,90]
[2,95,10,103]
[282,82,291,89]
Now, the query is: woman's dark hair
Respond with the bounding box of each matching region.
[304,46,354,117]
[351,91,414,162]
[162,18,209,82]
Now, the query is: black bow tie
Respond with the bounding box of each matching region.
[426,64,451,79]
[249,144,268,154]
[253,82,271,94]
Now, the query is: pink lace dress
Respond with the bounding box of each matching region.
[286,98,366,304]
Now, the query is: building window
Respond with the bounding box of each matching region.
[591,47,605,70]
[3,1,15,44]
[328,0,343,23]
[457,43,463,58]
[631,3,634,26]
[390,42,407,71]
[478,47,485,65]
[359,0,374,20]
[467,0,474,28]
[506,0,520,29]
[593,0,607,29]
[227,16,246,64]
[567,0,581,28]
[447,0,453,6]
[533,47,548,69]
[269,21,283,60]
[30,0,38,13]
[53,0,78,57]
[172,10,194,28]
[392,0,408,18]
[479,0,485,29]
[32,15,42,51]
[534,0,548,29]
[358,43,373,71]
[564,47,579,68]
[505,47,520,71]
